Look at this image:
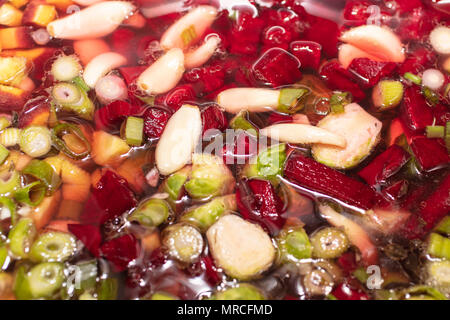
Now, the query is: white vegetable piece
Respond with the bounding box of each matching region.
[184,35,221,69]
[260,123,347,147]
[207,214,276,280]
[160,5,218,50]
[155,104,202,176]
[217,88,280,113]
[422,68,445,91]
[136,48,185,95]
[429,26,450,55]
[312,103,382,169]
[83,52,127,88]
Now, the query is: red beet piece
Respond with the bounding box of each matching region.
[397,7,439,41]
[100,234,140,272]
[236,179,286,235]
[331,282,369,300]
[304,16,339,57]
[68,224,102,257]
[183,65,225,96]
[337,251,358,275]
[433,104,450,126]
[154,84,196,112]
[382,179,409,201]
[289,40,322,70]
[81,170,137,225]
[284,153,378,210]
[343,0,372,24]
[262,25,292,50]
[398,47,436,75]
[252,47,302,88]
[95,100,142,131]
[111,28,136,59]
[143,107,171,139]
[201,105,228,135]
[385,0,423,14]
[201,255,221,286]
[319,60,366,101]
[358,145,411,186]
[348,58,397,88]
[410,136,450,172]
[400,86,434,132]
[268,112,293,125]
[221,131,258,165]
[230,11,264,45]
[119,66,146,86]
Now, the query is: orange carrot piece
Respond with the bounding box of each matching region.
[73,38,110,65]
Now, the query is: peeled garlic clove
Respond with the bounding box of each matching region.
[83,52,127,88]
[217,88,280,113]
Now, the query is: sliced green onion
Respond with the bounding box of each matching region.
[401,285,447,300]
[28,262,65,299]
[0,116,11,131]
[435,216,450,235]
[124,116,144,146]
[311,227,349,259]
[13,265,33,300]
[0,169,20,195]
[19,126,52,158]
[29,231,77,262]
[329,91,352,114]
[51,55,82,82]
[404,72,422,85]
[372,80,404,111]
[330,103,345,114]
[230,110,258,136]
[427,233,450,260]
[422,86,439,105]
[52,82,94,120]
[181,25,197,47]
[8,218,36,258]
[162,223,203,263]
[0,144,8,165]
[256,143,286,181]
[22,159,61,196]
[97,278,118,300]
[72,76,90,93]
[51,123,91,159]
[353,267,369,284]
[159,166,191,204]
[14,181,46,206]
[277,87,310,114]
[128,198,170,228]
[0,196,16,225]
[0,128,20,147]
[427,260,450,288]
[0,245,9,270]
[426,125,445,138]
[277,226,312,263]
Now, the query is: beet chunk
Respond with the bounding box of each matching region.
[154,84,196,112]
[201,105,228,135]
[68,224,102,257]
[348,58,397,88]
[100,234,140,272]
[400,86,434,132]
[143,107,171,139]
[304,16,339,57]
[410,136,450,172]
[289,40,322,70]
[95,100,142,131]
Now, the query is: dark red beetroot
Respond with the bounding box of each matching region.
[331,282,369,300]
[252,47,302,88]
[343,0,373,25]
[100,234,140,272]
[348,58,397,88]
[236,179,286,235]
[433,104,450,126]
[400,86,434,132]
[304,16,339,57]
[284,153,378,210]
[111,28,136,60]
[119,66,147,86]
[385,0,423,13]
[410,136,450,172]
[337,251,358,275]
[201,105,228,135]
[68,224,102,257]
[358,145,411,186]
[221,131,258,164]
[81,170,137,225]
[396,7,439,41]
[289,41,322,70]
[143,107,171,139]
[154,84,196,112]
[268,112,293,125]
[95,100,143,131]
[199,255,222,286]
[398,47,436,75]
[319,60,366,101]
[262,25,292,51]
[229,11,264,55]
[183,65,225,96]
[382,179,409,201]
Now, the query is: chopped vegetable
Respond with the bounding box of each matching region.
[427,233,450,261]
[162,223,203,264]
[212,284,265,300]
[0,116,11,131]
[52,82,95,120]
[311,227,349,259]
[426,125,445,139]
[435,216,450,236]
[22,159,61,195]
[159,166,191,204]
[151,292,179,300]
[403,72,422,85]
[277,226,312,263]
[0,169,20,195]
[372,80,404,110]
[229,110,258,136]
[0,144,8,164]
[51,54,82,82]
[14,181,45,206]
[422,86,439,105]
[19,126,52,157]
[51,123,91,159]
[329,92,351,114]
[8,218,36,258]
[29,231,77,262]
[128,198,171,228]
[124,116,144,146]
[427,260,450,290]
[277,87,310,114]
[445,122,450,152]
[0,197,16,224]
[0,128,21,147]
[27,262,64,299]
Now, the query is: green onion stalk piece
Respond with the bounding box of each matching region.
[329,91,352,114]
[14,181,46,207]
[63,259,98,298]
[13,265,33,300]
[184,154,235,200]
[150,292,179,300]
[8,218,36,258]
[22,159,61,196]
[0,116,11,131]
[181,194,237,232]
[51,122,91,160]
[19,126,52,158]
[212,284,266,300]
[435,216,450,236]
[29,231,77,263]
[97,278,118,300]
[124,116,144,146]
[0,169,20,195]
[0,144,8,165]
[353,267,369,284]
[422,86,440,105]
[400,285,447,301]
[27,262,65,299]
[159,166,191,205]
[277,226,312,263]
[0,245,9,270]
[427,260,450,289]
[181,25,197,47]
[426,125,445,139]
[128,198,171,228]
[51,55,82,82]
[372,80,404,111]
[162,223,204,264]
[52,82,94,120]
[311,227,349,259]
[277,87,310,114]
[229,110,258,136]
[403,72,422,85]
[0,196,16,225]
[242,144,287,182]
[427,233,450,260]
[72,76,90,93]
